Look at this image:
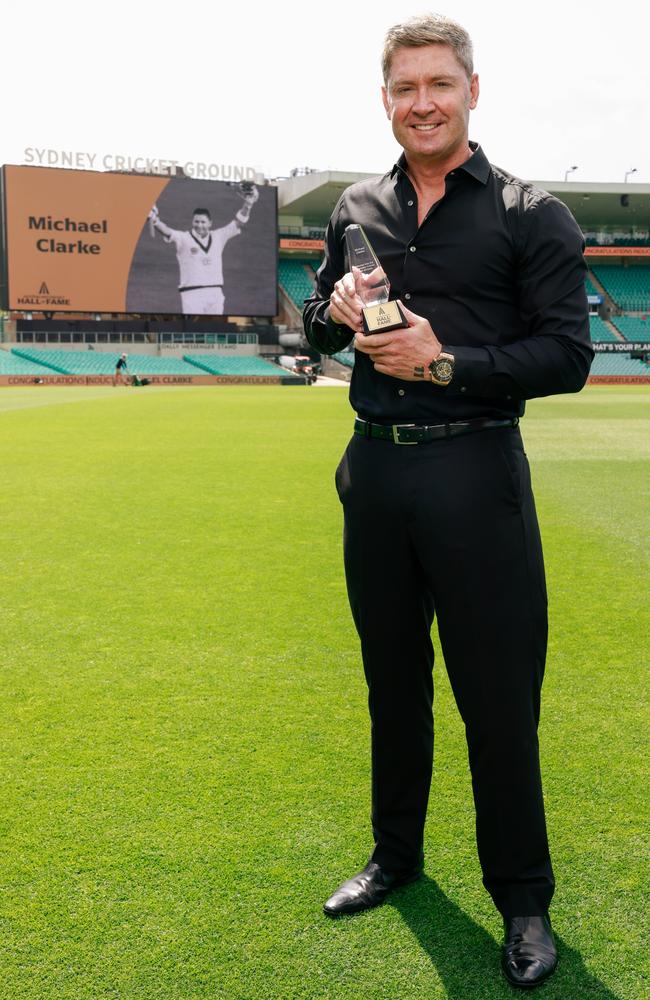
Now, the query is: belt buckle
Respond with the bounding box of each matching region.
[392,423,418,445]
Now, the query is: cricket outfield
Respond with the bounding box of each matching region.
[0,385,647,999]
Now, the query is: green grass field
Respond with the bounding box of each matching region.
[1,384,648,999]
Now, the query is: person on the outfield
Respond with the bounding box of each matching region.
[114,352,129,386]
[303,13,593,991]
[148,187,259,315]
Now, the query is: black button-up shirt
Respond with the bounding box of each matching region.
[303,143,593,424]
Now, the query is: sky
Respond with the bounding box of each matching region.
[3,0,649,185]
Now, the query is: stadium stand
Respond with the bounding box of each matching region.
[589,266,650,310]
[332,350,355,368]
[0,350,59,375]
[10,349,69,373]
[611,316,650,341]
[589,353,650,377]
[589,316,618,342]
[278,259,316,309]
[10,349,198,375]
[184,355,291,377]
[585,274,601,297]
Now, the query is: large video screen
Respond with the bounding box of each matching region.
[1,165,277,316]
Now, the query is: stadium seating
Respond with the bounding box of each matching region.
[278,259,316,309]
[10,349,198,375]
[589,266,650,310]
[6,348,302,379]
[184,355,289,377]
[332,351,355,368]
[10,348,69,373]
[589,353,650,376]
[611,316,650,341]
[0,350,58,375]
[589,316,618,342]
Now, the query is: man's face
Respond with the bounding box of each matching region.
[192,214,211,237]
[382,44,479,165]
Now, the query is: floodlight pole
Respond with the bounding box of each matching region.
[624,168,637,182]
[564,166,578,181]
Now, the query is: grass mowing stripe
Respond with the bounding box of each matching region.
[0,386,168,414]
[0,386,647,998]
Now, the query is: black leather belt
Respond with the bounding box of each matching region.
[354,416,518,445]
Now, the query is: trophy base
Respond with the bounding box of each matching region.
[362,301,408,334]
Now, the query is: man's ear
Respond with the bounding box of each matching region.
[469,73,479,110]
[382,86,391,119]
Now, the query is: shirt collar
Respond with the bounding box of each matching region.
[390,141,491,185]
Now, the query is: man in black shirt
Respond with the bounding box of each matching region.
[303,13,592,990]
[114,353,129,386]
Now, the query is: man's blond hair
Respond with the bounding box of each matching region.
[382,13,474,85]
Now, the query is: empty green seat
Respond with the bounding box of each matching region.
[185,355,287,376]
[0,351,58,374]
[590,266,650,310]
[589,316,618,342]
[278,259,317,309]
[11,349,198,375]
[590,353,649,376]
[612,316,650,341]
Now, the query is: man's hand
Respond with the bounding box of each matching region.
[329,268,366,332]
[354,303,443,380]
[243,186,259,207]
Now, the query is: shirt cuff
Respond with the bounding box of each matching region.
[324,306,344,336]
[305,303,354,355]
[445,345,494,393]
[323,307,356,353]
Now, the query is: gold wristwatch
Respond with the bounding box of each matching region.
[428,351,455,386]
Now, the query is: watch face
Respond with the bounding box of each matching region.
[436,360,453,381]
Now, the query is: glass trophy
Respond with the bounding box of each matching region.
[344,224,408,334]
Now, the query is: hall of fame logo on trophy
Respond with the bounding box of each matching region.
[344,224,408,334]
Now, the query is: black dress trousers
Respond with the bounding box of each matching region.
[335,425,554,918]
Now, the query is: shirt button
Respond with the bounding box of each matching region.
[460,386,467,393]
[409,246,416,253]
[398,389,405,396]
[407,200,414,207]
[404,293,411,300]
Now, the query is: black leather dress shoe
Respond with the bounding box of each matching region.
[502,914,558,988]
[323,861,422,917]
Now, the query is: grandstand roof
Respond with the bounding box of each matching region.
[278,172,650,230]
[550,182,650,228]
[278,171,365,222]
